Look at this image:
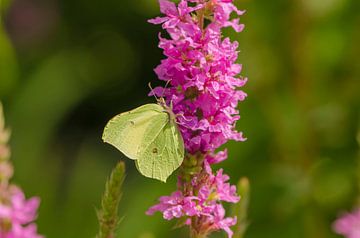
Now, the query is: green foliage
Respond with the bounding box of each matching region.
[0,0,11,13]
[0,24,18,97]
[97,162,126,238]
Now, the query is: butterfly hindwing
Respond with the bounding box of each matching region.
[136,119,184,182]
[171,120,185,165]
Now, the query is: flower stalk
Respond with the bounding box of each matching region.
[232,178,250,238]
[96,162,125,238]
[146,0,248,237]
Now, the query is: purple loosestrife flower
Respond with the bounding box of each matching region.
[0,104,43,238]
[149,0,247,155]
[0,186,42,238]
[147,0,247,237]
[333,209,360,238]
[147,163,239,236]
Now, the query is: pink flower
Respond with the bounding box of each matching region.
[212,169,239,203]
[148,0,203,33]
[0,186,43,238]
[146,191,200,219]
[9,188,40,224]
[333,209,360,238]
[6,223,43,238]
[146,165,239,237]
[205,150,228,164]
[209,205,237,238]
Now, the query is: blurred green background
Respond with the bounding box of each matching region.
[1,0,360,237]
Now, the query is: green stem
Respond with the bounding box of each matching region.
[190,231,207,238]
[190,216,208,238]
[197,8,205,31]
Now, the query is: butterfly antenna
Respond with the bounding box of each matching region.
[148,82,159,102]
[161,80,171,98]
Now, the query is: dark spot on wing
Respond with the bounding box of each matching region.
[152,148,158,154]
[130,121,135,125]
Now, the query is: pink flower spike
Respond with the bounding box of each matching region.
[146,0,247,236]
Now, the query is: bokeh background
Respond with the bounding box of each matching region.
[1,0,360,237]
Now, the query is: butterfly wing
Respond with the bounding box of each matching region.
[102,104,166,160]
[136,120,185,182]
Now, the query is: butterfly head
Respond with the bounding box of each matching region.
[148,82,177,122]
[157,97,167,107]
[157,98,176,122]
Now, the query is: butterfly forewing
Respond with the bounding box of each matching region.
[102,104,164,160]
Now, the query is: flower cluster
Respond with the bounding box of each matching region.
[150,0,247,154]
[147,162,239,237]
[333,209,360,238]
[147,0,247,237]
[0,104,43,238]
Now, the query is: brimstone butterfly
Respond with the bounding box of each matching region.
[102,98,185,182]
